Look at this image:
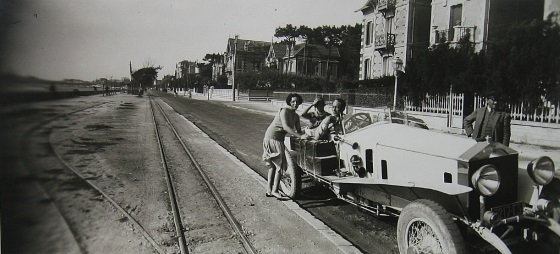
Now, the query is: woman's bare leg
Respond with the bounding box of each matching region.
[271,169,282,196]
[267,167,275,194]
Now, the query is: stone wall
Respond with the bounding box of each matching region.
[510,121,560,147]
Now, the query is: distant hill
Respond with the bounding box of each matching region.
[0,73,52,85]
[0,73,103,105]
[0,73,95,94]
[0,73,92,85]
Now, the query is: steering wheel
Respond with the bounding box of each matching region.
[344,113,372,133]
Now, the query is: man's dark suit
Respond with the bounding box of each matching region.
[464,107,512,146]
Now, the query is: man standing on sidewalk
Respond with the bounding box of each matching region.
[464,91,511,146]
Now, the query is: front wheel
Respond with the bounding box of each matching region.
[397,199,465,254]
[280,150,301,199]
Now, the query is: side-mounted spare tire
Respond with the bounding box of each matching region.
[280,150,301,199]
[397,199,466,254]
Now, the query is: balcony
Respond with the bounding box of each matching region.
[452,26,476,42]
[374,33,396,50]
[433,26,476,45]
[433,29,450,44]
[378,0,396,11]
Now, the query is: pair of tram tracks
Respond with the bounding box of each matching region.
[149,97,257,254]
[14,99,257,253]
[16,102,168,253]
[12,102,109,254]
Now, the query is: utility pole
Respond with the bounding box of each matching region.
[302,39,307,75]
[129,61,134,94]
[392,57,403,110]
[232,35,238,101]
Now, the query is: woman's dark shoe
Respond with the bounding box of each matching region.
[271,192,285,200]
[265,192,273,197]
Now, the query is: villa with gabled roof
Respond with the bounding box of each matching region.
[224,37,271,85]
[267,42,340,79]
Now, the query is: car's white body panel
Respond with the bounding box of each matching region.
[285,110,559,253]
[339,122,476,195]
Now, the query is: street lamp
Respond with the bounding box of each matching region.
[392,56,404,110]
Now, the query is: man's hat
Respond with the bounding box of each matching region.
[485,90,502,100]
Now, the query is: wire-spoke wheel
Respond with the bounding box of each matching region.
[406,219,444,253]
[397,199,465,254]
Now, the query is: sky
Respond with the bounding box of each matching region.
[0,0,366,81]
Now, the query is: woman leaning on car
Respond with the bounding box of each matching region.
[262,93,307,199]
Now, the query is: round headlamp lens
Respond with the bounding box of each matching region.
[527,156,555,185]
[350,155,362,165]
[471,164,501,197]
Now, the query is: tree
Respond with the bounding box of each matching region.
[315,25,343,81]
[400,19,560,109]
[160,75,177,91]
[131,66,161,89]
[400,30,484,103]
[275,24,300,73]
[192,53,230,88]
[485,19,560,104]
[203,53,222,65]
[337,24,363,80]
[196,62,211,87]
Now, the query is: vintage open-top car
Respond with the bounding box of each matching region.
[280,109,560,254]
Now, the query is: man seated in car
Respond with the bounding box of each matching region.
[305,98,347,140]
[301,97,331,129]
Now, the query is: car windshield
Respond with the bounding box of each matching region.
[342,112,377,134]
[343,110,428,134]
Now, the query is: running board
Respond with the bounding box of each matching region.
[338,193,399,217]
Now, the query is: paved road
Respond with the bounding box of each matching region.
[157,91,399,253]
[187,91,560,169]
[157,90,560,253]
[170,90,560,253]
[2,91,558,253]
[0,93,358,253]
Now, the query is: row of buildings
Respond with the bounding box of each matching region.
[359,0,559,80]
[175,0,559,87]
[175,37,342,86]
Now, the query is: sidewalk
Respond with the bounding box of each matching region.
[186,92,560,169]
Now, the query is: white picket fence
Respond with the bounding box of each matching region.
[403,93,464,128]
[404,93,464,116]
[405,93,560,125]
[474,96,560,124]
[213,88,560,125]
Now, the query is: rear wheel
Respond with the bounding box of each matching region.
[280,150,301,199]
[397,199,465,254]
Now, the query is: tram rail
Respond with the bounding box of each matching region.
[10,97,257,253]
[150,97,258,254]
[15,102,108,254]
[7,94,361,253]
[23,102,167,254]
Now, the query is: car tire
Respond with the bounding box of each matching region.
[280,150,301,199]
[397,199,465,254]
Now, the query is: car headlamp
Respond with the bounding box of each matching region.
[350,155,362,166]
[527,156,556,185]
[471,164,501,197]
